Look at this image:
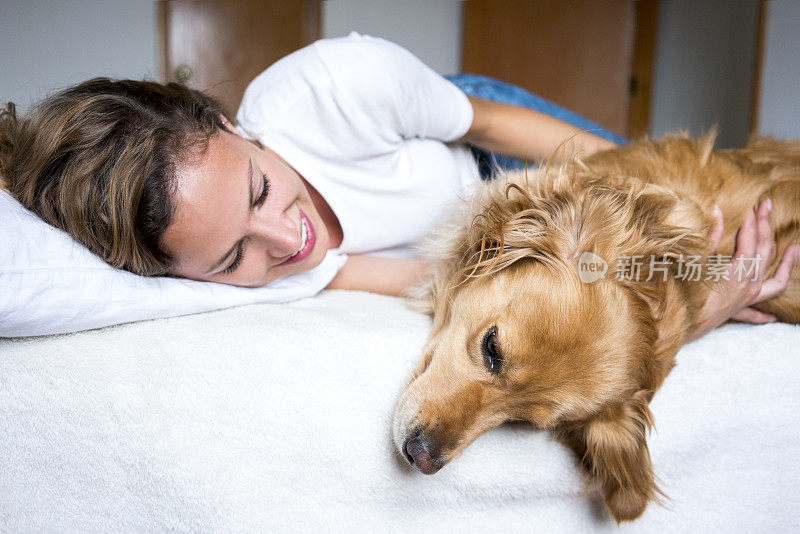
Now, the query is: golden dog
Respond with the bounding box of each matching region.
[392,134,799,523]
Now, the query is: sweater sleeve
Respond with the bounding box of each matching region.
[313,32,474,144]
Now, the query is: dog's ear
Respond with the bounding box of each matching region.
[617,183,712,270]
[557,390,661,524]
[614,184,709,263]
[598,182,713,326]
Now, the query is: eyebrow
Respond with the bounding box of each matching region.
[205,158,254,275]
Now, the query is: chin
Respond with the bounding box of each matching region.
[268,246,327,286]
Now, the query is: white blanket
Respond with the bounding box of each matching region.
[1,290,798,532]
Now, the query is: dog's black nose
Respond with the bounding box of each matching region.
[404,436,442,474]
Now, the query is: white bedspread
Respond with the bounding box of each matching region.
[1,290,798,532]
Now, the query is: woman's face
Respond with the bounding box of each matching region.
[162,125,333,288]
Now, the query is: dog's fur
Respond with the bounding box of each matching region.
[392,134,799,523]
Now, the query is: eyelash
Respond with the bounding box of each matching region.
[222,244,244,274]
[254,172,269,208]
[222,172,270,275]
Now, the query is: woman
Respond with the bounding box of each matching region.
[0,33,791,339]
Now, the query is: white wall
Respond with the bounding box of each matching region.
[3,0,793,143]
[757,0,800,139]
[0,0,155,113]
[649,0,759,148]
[321,0,462,75]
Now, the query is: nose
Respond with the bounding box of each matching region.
[403,434,442,475]
[251,211,301,258]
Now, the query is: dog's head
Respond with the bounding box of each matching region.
[393,161,711,522]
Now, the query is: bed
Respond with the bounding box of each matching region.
[1,289,798,532]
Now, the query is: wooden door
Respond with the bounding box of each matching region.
[461,0,657,138]
[158,0,320,117]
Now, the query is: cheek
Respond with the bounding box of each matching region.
[221,247,270,288]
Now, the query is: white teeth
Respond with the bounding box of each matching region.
[290,218,308,258]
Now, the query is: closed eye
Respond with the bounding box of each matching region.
[254,171,269,208]
[222,242,245,274]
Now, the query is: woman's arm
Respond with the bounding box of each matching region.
[325,255,429,297]
[461,95,616,162]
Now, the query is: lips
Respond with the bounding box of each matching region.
[277,209,315,266]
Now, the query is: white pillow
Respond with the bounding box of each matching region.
[0,190,347,337]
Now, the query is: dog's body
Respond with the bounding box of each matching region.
[392,135,799,523]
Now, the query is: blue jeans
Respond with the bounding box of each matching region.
[445,73,628,179]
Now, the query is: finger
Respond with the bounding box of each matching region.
[731,307,777,324]
[733,208,757,259]
[755,198,775,266]
[755,244,800,302]
[708,205,724,252]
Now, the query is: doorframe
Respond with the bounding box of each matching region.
[156,1,169,83]
[749,0,768,136]
[627,0,659,139]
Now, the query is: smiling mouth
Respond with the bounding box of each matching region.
[290,217,308,257]
[277,209,315,266]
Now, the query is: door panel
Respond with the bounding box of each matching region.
[462,0,656,137]
[158,0,320,116]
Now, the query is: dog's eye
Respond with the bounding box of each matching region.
[481,326,502,374]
